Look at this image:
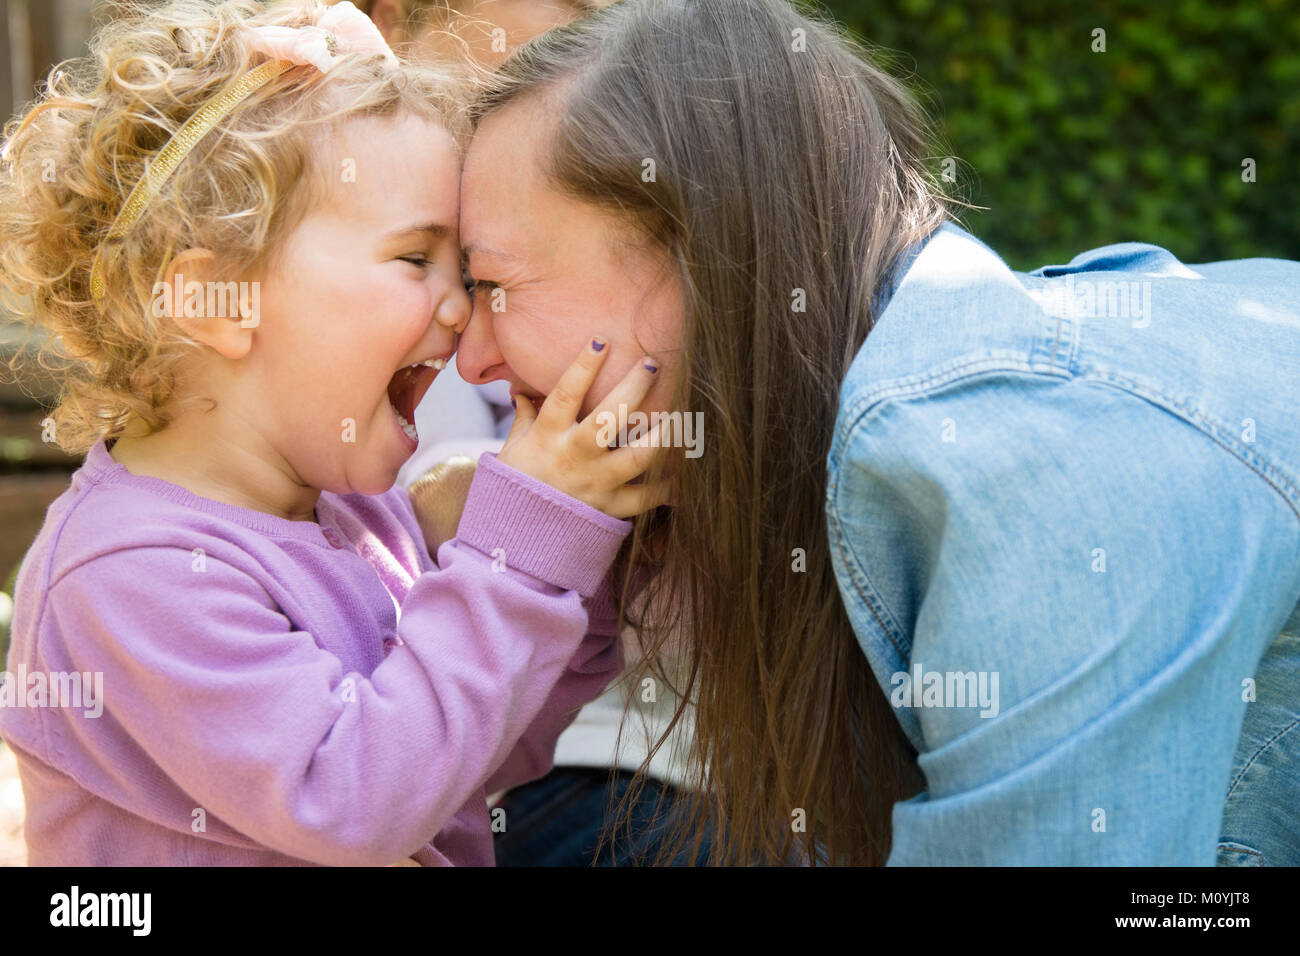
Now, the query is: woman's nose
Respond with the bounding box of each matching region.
[455,308,508,385]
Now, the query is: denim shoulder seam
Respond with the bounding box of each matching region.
[830,359,1071,673]
[825,472,909,669]
[830,357,1300,692]
[836,354,1069,435]
[1077,371,1300,524]
[837,359,1300,524]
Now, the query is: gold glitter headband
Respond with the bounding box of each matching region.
[87,58,290,301]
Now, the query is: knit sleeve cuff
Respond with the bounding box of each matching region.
[455,451,632,598]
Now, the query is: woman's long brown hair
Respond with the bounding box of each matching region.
[470,0,951,865]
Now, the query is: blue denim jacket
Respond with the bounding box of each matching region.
[826,222,1300,865]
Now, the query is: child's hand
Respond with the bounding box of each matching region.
[497,338,671,519]
[407,456,478,558]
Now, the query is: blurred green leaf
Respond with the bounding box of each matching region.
[816,0,1299,269]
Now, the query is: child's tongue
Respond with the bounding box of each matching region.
[387,364,437,427]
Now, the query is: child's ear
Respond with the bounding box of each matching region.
[156,248,256,361]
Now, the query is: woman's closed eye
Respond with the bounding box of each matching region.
[399,255,433,268]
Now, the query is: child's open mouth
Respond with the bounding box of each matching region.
[387,357,447,445]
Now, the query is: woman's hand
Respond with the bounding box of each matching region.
[497,338,672,519]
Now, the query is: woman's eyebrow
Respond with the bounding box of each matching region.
[462,241,520,261]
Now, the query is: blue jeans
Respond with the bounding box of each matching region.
[1218,621,1300,865]
[492,768,711,866]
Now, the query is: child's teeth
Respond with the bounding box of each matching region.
[412,358,446,370]
[393,407,417,440]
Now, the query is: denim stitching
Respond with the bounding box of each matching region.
[837,360,1300,523]
[1216,842,1263,863]
[1078,371,1300,523]
[836,354,1063,430]
[827,489,910,669]
[1224,713,1300,800]
[829,363,1300,761]
[825,460,910,665]
[1049,313,1066,372]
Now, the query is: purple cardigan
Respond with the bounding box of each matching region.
[0,441,632,865]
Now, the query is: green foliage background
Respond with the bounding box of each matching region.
[813,0,1299,271]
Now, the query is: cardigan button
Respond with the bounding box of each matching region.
[321,527,346,549]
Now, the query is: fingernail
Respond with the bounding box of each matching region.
[510,396,517,409]
[591,337,606,352]
[642,358,659,373]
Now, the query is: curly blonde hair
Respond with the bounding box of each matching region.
[0,0,467,454]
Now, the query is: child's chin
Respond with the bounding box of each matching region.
[350,468,402,497]
[352,479,398,497]
[321,461,401,498]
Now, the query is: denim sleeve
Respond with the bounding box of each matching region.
[827,370,1300,865]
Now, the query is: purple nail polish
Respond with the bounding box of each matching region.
[643,360,659,373]
[591,339,606,352]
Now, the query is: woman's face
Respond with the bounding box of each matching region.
[457,99,684,420]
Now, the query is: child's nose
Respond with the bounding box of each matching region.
[435,284,471,336]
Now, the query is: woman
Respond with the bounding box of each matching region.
[454,0,1300,865]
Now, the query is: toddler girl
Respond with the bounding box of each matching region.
[0,0,666,865]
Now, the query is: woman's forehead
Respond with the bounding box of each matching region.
[460,106,551,245]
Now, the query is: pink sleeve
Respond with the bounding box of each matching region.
[482,561,662,796]
[481,587,624,796]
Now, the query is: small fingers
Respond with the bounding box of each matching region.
[498,390,536,452]
[604,414,674,483]
[581,355,661,447]
[537,337,609,432]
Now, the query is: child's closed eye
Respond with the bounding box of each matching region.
[461,259,500,297]
[399,255,433,268]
